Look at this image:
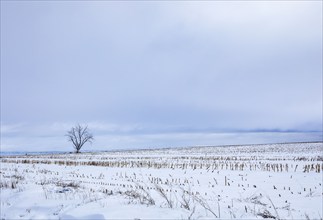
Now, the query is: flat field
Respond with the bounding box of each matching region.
[1,142,322,219]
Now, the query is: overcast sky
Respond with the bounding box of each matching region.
[1,1,322,152]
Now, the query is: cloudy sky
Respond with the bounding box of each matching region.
[1,1,322,152]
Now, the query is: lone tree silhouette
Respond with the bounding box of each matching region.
[66,124,94,153]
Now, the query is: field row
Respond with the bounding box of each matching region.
[1,157,322,173]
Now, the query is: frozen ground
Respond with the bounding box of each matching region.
[1,142,322,219]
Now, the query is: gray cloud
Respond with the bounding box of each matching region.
[1,1,322,151]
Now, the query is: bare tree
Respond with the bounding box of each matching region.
[66,124,94,153]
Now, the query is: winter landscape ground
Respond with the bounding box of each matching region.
[0,142,322,220]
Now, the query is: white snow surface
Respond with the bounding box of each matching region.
[1,142,322,219]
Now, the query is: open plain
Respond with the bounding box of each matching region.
[1,142,322,219]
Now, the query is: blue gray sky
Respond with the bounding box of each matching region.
[1,1,322,152]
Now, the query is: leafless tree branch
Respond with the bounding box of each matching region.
[66,124,94,153]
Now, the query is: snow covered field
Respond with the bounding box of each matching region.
[1,142,322,219]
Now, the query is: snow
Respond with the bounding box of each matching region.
[1,142,322,219]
